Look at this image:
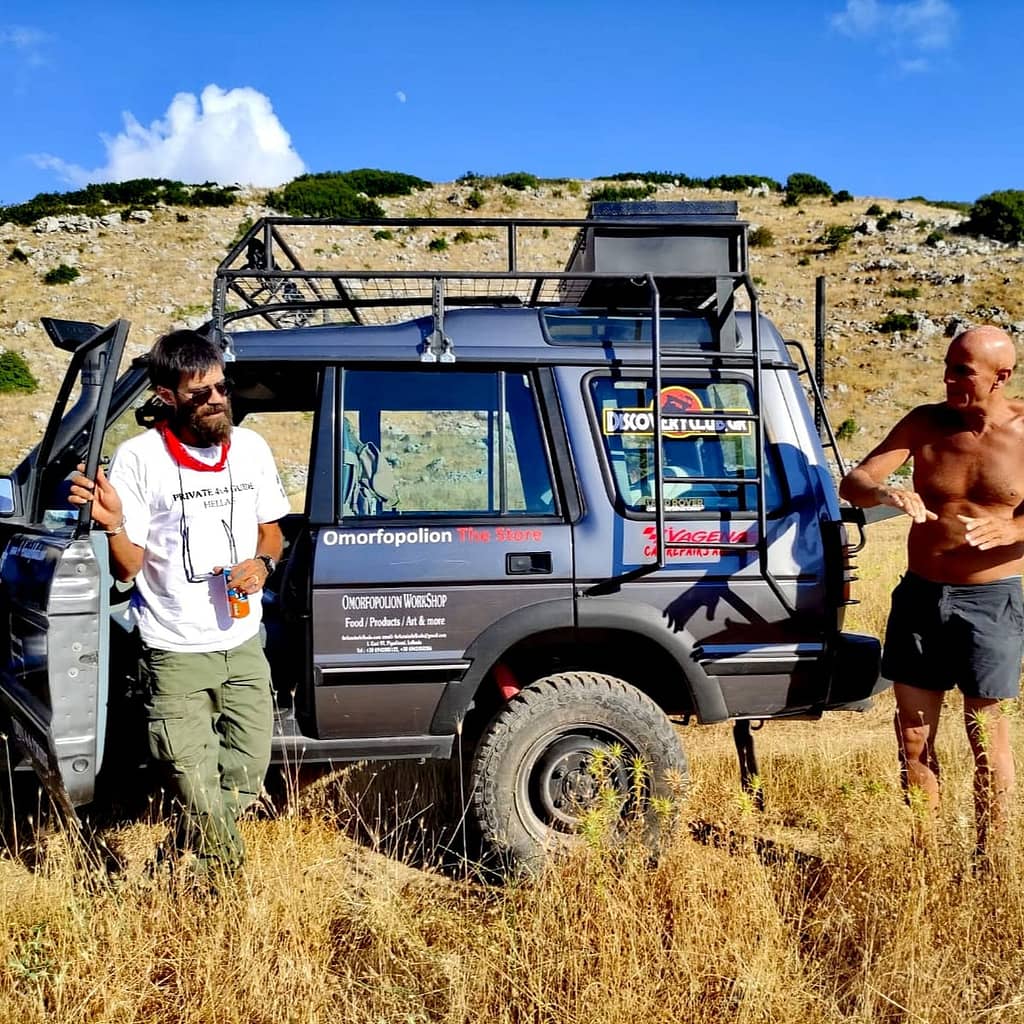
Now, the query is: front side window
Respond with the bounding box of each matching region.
[341,369,555,517]
[591,376,781,515]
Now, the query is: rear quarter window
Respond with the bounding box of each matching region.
[589,376,784,515]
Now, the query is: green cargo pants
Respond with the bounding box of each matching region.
[141,634,272,877]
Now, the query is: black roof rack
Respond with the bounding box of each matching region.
[211,206,752,358]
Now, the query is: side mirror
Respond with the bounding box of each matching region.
[0,478,13,515]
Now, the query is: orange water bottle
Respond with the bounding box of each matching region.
[223,568,250,619]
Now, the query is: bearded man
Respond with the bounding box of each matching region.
[69,329,289,879]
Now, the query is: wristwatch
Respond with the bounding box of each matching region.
[256,554,277,577]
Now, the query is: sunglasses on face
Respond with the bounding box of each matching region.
[175,379,232,405]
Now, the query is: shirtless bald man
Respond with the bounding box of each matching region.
[840,325,1024,853]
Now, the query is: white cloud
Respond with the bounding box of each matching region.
[33,84,305,189]
[0,25,49,67]
[396,90,407,103]
[832,0,957,51]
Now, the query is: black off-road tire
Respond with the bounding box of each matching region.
[468,670,689,874]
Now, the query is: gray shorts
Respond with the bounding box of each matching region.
[881,571,1024,699]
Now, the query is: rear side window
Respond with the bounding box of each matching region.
[341,369,555,517]
[590,376,782,515]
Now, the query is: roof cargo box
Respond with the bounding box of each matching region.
[565,201,749,311]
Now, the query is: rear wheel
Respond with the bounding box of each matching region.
[469,670,688,873]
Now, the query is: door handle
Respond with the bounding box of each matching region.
[506,551,552,575]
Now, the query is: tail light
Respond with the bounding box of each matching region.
[822,518,860,625]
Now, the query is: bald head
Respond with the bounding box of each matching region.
[949,325,1016,374]
[943,325,1017,413]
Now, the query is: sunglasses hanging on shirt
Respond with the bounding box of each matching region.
[160,423,238,584]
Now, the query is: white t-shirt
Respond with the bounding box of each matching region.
[108,426,291,653]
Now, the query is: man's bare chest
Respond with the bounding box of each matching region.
[916,433,1024,508]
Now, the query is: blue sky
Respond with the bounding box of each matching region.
[0,0,1018,206]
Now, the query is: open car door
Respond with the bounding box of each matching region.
[0,319,130,813]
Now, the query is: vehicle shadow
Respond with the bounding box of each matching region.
[260,756,486,880]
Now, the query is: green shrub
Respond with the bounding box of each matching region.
[749,226,775,247]
[817,224,854,252]
[0,178,239,225]
[43,264,79,285]
[888,286,920,300]
[272,174,385,218]
[2,193,71,225]
[372,229,394,241]
[595,171,780,192]
[566,180,582,195]
[466,189,485,210]
[865,203,884,217]
[878,312,918,333]
[704,174,781,192]
[786,172,832,199]
[0,350,38,393]
[453,230,476,244]
[589,184,657,203]
[961,190,1024,242]
[836,417,858,441]
[231,216,255,245]
[597,171,684,185]
[334,168,430,197]
[900,195,971,212]
[427,236,448,251]
[7,247,28,263]
[831,190,854,204]
[495,172,540,191]
[189,188,236,208]
[925,229,946,247]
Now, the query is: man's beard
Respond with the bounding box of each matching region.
[174,399,233,446]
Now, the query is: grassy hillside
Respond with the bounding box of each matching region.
[2,179,1021,469]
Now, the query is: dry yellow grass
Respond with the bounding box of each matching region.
[2,521,1024,1023]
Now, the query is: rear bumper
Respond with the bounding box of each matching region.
[824,631,886,711]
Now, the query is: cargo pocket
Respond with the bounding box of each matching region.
[146,693,187,765]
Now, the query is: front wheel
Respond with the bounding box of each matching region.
[468,671,688,874]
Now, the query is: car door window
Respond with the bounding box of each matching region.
[341,369,555,517]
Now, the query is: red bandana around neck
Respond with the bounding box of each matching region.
[158,422,231,472]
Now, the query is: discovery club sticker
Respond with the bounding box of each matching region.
[603,385,751,438]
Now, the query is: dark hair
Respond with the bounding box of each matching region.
[148,329,223,391]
